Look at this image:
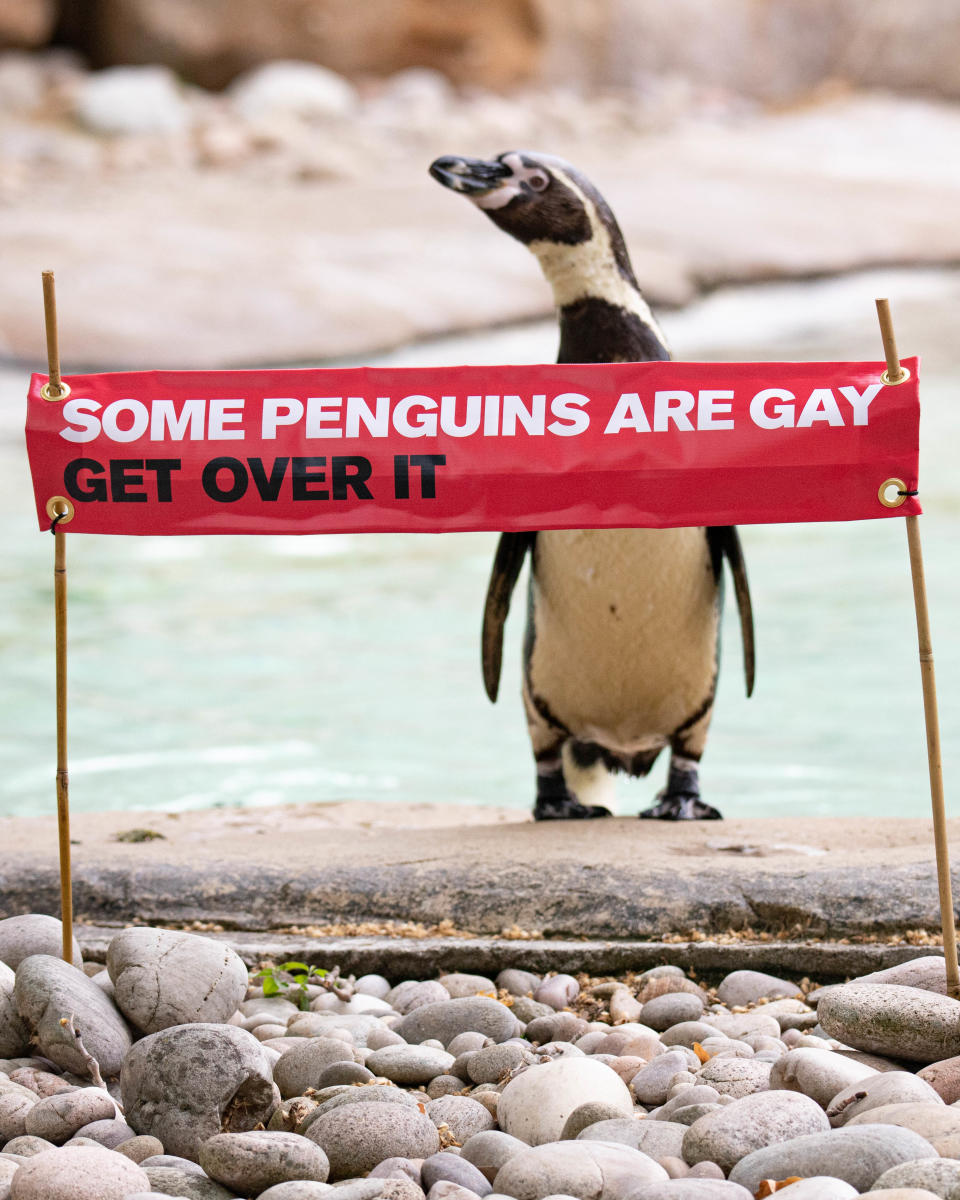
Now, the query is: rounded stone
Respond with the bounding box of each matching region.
[533,975,579,1011]
[524,1014,588,1046]
[116,1135,165,1163]
[640,992,705,1032]
[302,1099,440,1179]
[366,1045,455,1084]
[0,916,82,970]
[625,1183,754,1198]
[758,1181,858,1199]
[69,1117,136,1148]
[274,1038,358,1097]
[9,1143,150,1198]
[496,971,541,997]
[142,1165,239,1198]
[387,981,451,1015]
[493,1140,667,1197]
[846,1103,960,1155]
[768,1046,879,1107]
[24,1087,117,1143]
[257,1184,334,1200]
[199,1130,329,1193]
[421,1151,491,1195]
[661,1022,726,1049]
[716,970,802,1006]
[870,1158,960,1194]
[826,1070,944,1126]
[467,1043,532,1085]
[682,1090,829,1171]
[696,1057,772,1098]
[631,1050,696,1105]
[394,998,516,1046]
[818,983,960,1062]
[121,1023,277,1159]
[14,955,132,1077]
[728,1125,939,1194]
[0,1091,37,1141]
[0,962,31,1058]
[578,1117,686,1159]
[498,1057,633,1146]
[426,1096,495,1143]
[106,928,248,1035]
[316,1061,374,1088]
[2,1135,52,1156]
[460,1130,528,1183]
[560,1101,633,1140]
[437,974,497,999]
[918,1056,960,1103]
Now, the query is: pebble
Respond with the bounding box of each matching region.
[228,60,356,121]
[497,1057,633,1145]
[715,969,803,1006]
[116,1134,165,1162]
[2,1135,52,1156]
[421,1151,492,1195]
[493,1140,666,1195]
[769,1046,879,1107]
[73,65,192,135]
[578,1116,687,1158]
[10,1143,150,1198]
[460,1131,528,1183]
[302,1100,440,1179]
[870,1158,960,1193]
[826,1069,944,1125]
[847,1102,960,1155]
[426,1096,495,1143]
[532,976,579,1011]
[630,1050,694,1104]
[728,1125,939,1193]
[257,1185,335,1199]
[681,1089,829,1171]
[0,962,30,1059]
[438,975,497,999]
[641,992,705,1031]
[121,1023,278,1159]
[818,983,960,1062]
[394,998,517,1047]
[199,1130,330,1193]
[496,971,540,997]
[273,1038,359,1097]
[0,916,82,970]
[696,1056,772,1097]
[626,1183,753,1198]
[765,1181,858,1199]
[142,1165,239,1198]
[23,1087,117,1142]
[14,955,132,1077]
[467,1043,532,1084]
[387,981,451,1015]
[106,928,248,1035]
[365,1044,456,1084]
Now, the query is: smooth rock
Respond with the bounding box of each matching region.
[274,1039,358,1098]
[257,1185,333,1199]
[769,1046,878,1107]
[0,917,81,970]
[366,1045,455,1084]
[560,1102,634,1141]
[460,1130,528,1184]
[467,1043,532,1084]
[818,983,960,1062]
[438,975,497,1000]
[9,1143,150,1198]
[73,65,192,135]
[871,1158,960,1195]
[498,1057,633,1146]
[729,1124,939,1193]
[847,1102,960,1154]
[302,1100,440,1179]
[395,999,516,1047]
[0,1092,36,1141]
[426,1096,495,1143]
[355,975,391,1000]
[24,1087,116,1143]
[682,1090,829,1171]
[0,963,30,1058]
[716,970,803,1006]
[142,1165,238,1198]
[631,1051,694,1105]
[827,1070,944,1125]
[387,982,450,1015]
[661,1023,727,1050]
[69,1116,135,1148]
[640,993,705,1032]
[919,1055,960,1104]
[121,1023,277,1159]
[421,1152,491,1196]
[756,1181,857,1199]
[701,1011,781,1040]
[2,1135,51,1156]
[696,1057,772,1098]
[496,971,540,997]
[117,1135,165,1163]
[239,996,298,1022]
[494,1140,667,1197]
[578,1116,687,1158]
[525,1014,588,1046]
[853,956,956,996]
[229,61,355,121]
[106,929,248,1035]
[14,955,132,1078]
[199,1130,329,1193]
[533,976,579,1011]
[625,1183,753,1198]
[317,1061,375,1088]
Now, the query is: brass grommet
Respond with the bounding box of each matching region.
[878,478,908,508]
[40,380,71,402]
[45,496,75,524]
[880,365,911,386]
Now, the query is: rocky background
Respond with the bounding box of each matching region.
[2,1,960,367]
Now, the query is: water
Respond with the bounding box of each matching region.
[3,267,959,820]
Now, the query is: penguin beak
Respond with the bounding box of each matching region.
[429,155,512,196]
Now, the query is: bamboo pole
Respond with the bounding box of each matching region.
[42,270,74,964]
[875,297,959,999]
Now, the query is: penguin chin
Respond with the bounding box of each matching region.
[560,742,618,815]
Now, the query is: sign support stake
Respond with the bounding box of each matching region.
[41,269,74,965]
[876,296,959,999]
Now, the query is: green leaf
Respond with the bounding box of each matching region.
[261,975,281,997]
[278,961,310,976]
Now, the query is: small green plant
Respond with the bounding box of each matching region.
[252,961,328,1011]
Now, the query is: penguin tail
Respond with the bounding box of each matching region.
[482,532,536,702]
[708,526,756,698]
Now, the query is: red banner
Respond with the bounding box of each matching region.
[25,360,920,535]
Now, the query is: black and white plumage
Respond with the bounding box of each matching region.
[429,151,754,821]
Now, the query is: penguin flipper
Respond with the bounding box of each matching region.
[708,526,756,698]
[482,532,536,702]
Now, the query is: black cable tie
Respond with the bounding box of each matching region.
[50,512,65,534]
[897,489,919,497]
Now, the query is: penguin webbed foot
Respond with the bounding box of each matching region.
[639,791,722,821]
[534,795,613,820]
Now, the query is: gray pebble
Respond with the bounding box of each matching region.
[302,1099,440,1179]
[493,1141,666,1196]
[274,1038,358,1097]
[368,1157,423,1182]
[69,1116,136,1147]
[578,1116,686,1159]
[365,1045,455,1084]
[661,1022,726,1049]
[1,1134,51,1156]
[143,1165,239,1198]
[466,1043,531,1084]
[421,1151,491,1196]
[768,1046,878,1107]
[640,992,705,1032]
[625,1182,753,1198]
[524,1013,588,1045]
[0,915,82,970]
[425,1183,480,1200]
[682,1089,829,1171]
[559,1100,632,1140]
[316,1061,375,1088]
[459,1130,527,1183]
[437,975,496,999]
[696,1057,772,1098]
[199,1130,329,1193]
[716,970,803,1007]
[818,983,960,1063]
[533,975,579,1011]
[631,1050,694,1105]
[11,1144,150,1198]
[301,1083,419,1129]
[394,998,516,1047]
[116,1135,166,1163]
[355,975,392,1000]
[827,1070,944,1126]
[728,1125,939,1193]
[0,962,30,1058]
[0,1091,37,1141]
[387,981,451,1014]
[426,1095,495,1143]
[870,1157,960,1194]
[846,1102,960,1155]
[140,1155,206,1172]
[496,970,540,997]
[509,997,554,1024]
[256,1184,333,1200]
[24,1087,117,1142]
[426,1076,466,1099]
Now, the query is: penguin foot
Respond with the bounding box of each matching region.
[639,792,722,820]
[533,795,613,821]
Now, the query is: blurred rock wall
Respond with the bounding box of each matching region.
[3,0,959,99]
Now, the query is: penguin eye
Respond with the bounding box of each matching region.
[527,171,549,192]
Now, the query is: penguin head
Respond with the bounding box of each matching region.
[429,151,594,246]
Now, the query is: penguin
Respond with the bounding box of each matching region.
[428,151,754,821]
